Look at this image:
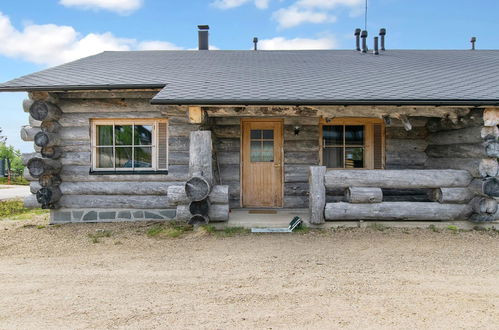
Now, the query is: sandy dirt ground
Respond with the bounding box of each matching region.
[0,217,498,330]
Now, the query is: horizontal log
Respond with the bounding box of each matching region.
[208,204,230,222]
[29,101,61,121]
[425,158,492,178]
[167,185,188,205]
[283,140,319,152]
[386,139,427,153]
[56,98,170,113]
[285,165,310,183]
[432,188,473,204]
[284,125,318,141]
[425,143,487,159]
[23,168,36,182]
[169,124,199,137]
[188,215,209,225]
[23,99,34,113]
[34,132,60,148]
[58,195,170,209]
[215,138,240,152]
[481,126,499,140]
[386,151,427,166]
[60,165,188,182]
[285,182,309,196]
[426,109,483,132]
[478,158,499,178]
[39,174,62,188]
[485,141,499,158]
[57,111,165,126]
[468,178,499,197]
[27,158,62,178]
[21,126,89,142]
[185,176,211,201]
[189,199,210,216]
[212,125,240,138]
[168,151,189,165]
[175,205,190,221]
[385,127,427,139]
[284,151,320,165]
[41,147,62,159]
[426,126,483,145]
[29,115,42,128]
[284,195,309,208]
[345,187,383,203]
[219,165,239,182]
[325,169,472,189]
[209,185,229,204]
[40,121,61,133]
[217,152,239,165]
[470,197,498,215]
[169,137,189,151]
[24,195,40,209]
[324,202,470,221]
[39,182,177,195]
[36,186,62,205]
[60,152,91,166]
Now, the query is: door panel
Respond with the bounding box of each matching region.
[242,119,283,207]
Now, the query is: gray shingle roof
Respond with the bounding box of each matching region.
[1,50,499,105]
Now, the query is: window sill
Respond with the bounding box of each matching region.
[89,170,169,175]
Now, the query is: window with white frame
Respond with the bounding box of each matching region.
[91,119,168,172]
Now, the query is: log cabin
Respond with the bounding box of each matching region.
[1,26,499,225]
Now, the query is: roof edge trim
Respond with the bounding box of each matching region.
[0,84,166,92]
[150,99,499,106]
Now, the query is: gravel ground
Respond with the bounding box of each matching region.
[0,218,498,329]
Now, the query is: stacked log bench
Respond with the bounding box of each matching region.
[309,168,476,223]
[169,131,229,225]
[22,97,63,209]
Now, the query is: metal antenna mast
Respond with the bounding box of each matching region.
[364,0,368,30]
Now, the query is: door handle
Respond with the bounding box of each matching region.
[274,163,281,168]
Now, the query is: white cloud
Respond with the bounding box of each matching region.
[273,6,336,29]
[258,36,337,50]
[59,0,143,15]
[212,0,271,9]
[272,0,363,28]
[0,12,183,66]
[296,0,364,10]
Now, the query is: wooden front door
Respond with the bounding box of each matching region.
[241,119,283,207]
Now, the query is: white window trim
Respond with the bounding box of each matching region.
[91,119,168,172]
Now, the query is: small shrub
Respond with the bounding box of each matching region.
[0,200,29,218]
[447,225,459,233]
[428,224,441,233]
[201,225,216,233]
[36,225,45,229]
[147,222,191,238]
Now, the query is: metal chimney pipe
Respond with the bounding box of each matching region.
[354,28,361,51]
[361,30,368,53]
[373,36,379,55]
[253,37,258,51]
[379,28,386,51]
[471,37,476,50]
[198,25,209,50]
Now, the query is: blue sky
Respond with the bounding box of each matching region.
[1,0,498,152]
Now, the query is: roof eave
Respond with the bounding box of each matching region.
[150,98,499,107]
[0,84,166,92]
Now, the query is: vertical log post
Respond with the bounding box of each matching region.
[188,131,213,184]
[308,166,326,225]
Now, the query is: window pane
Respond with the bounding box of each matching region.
[134,125,153,145]
[96,147,113,168]
[115,125,133,145]
[115,147,133,168]
[345,125,364,145]
[97,125,113,146]
[134,147,152,168]
[250,130,262,139]
[262,130,274,139]
[250,141,261,162]
[262,141,274,162]
[323,147,344,168]
[345,147,364,168]
[323,126,343,146]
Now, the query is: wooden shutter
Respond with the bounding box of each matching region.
[373,124,384,169]
[158,122,168,170]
